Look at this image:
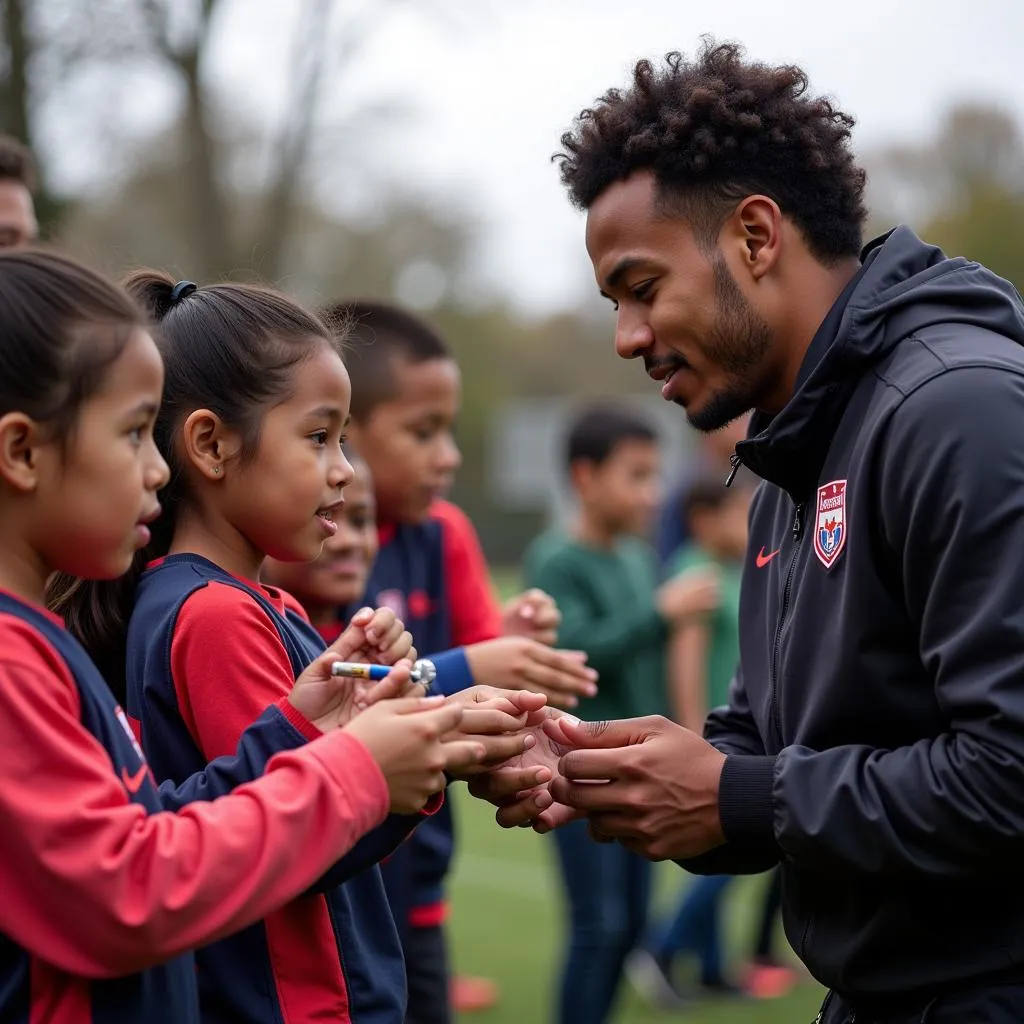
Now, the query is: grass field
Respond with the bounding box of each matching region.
[457,570,826,1022]
[447,788,826,1023]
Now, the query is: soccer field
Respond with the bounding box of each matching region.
[447,787,826,1024]
[449,569,826,1022]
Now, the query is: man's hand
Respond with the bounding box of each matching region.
[545,715,728,861]
[502,588,561,646]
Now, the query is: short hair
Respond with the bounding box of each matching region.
[682,470,754,525]
[565,405,657,470]
[556,39,867,263]
[0,135,37,191]
[682,474,733,522]
[322,300,451,422]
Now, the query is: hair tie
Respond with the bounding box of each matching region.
[170,280,197,306]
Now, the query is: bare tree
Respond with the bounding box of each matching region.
[2,0,415,275]
[137,0,233,274]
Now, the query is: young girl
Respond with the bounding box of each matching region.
[264,450,379,643]
[0,250,480,1022]
[54,270,532,1024]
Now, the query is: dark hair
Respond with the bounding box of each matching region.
[0,249,142,444]
[565,404,657,471]
[556,39,867,263]
[682,470,755,525]
[0,135,37,191]
[322,300,451,422]
[49,271,335,698]
[682,475,733,522]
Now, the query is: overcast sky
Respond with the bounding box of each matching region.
[50,0,1024,316]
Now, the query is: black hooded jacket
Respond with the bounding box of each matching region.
[683,227,1024,1000]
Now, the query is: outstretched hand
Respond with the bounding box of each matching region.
[466,707,581,831]
[443,687,549,779]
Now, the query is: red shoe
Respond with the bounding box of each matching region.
[451,976,500,1013]
[743,963,798,1000]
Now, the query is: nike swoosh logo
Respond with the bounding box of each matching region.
[756,546,781,568]
[121,764,149,794]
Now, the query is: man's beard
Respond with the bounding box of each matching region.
[683,256,772,433]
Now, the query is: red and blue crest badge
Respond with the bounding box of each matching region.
[813,479,847,569]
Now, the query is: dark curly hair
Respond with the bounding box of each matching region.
[556,40,867,264]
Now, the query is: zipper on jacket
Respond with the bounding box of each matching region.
[770,500,805,745]
[725,452,741,487]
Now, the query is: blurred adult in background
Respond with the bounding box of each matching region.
[654,414,749,568]
[0,135,38,250]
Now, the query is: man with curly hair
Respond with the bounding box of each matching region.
[475,40,1024,1023]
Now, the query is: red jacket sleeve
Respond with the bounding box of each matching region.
[431,499,503,646]
[0,619,389,979]
[171,583,319,760]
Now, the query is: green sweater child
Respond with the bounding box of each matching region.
[522,404,720,1024]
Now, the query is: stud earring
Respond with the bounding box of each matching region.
[213,466,222,475]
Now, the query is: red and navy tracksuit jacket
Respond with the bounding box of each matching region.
[367,501,503,934]
[0,590,389,1023]
[124,555,424,1024]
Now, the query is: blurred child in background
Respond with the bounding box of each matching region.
[654,415,750,568]
[629,474,785,1008]
[523,405,719,1024]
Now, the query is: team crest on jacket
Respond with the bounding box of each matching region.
[813,480,847,569]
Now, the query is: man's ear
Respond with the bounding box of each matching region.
[724,194,783,283]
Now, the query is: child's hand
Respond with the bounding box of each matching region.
[290,653,415,731]
[331,606,416,666]
[467,706,581,832]
[441,687,550,779]
[317,606,417,709]
[656,567,720,625]
[345,696,485,813]
[464,636,598,709]
[502,588,561,646]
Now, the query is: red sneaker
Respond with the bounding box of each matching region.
[743,963,798,1000]
[451,976,500,1013]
